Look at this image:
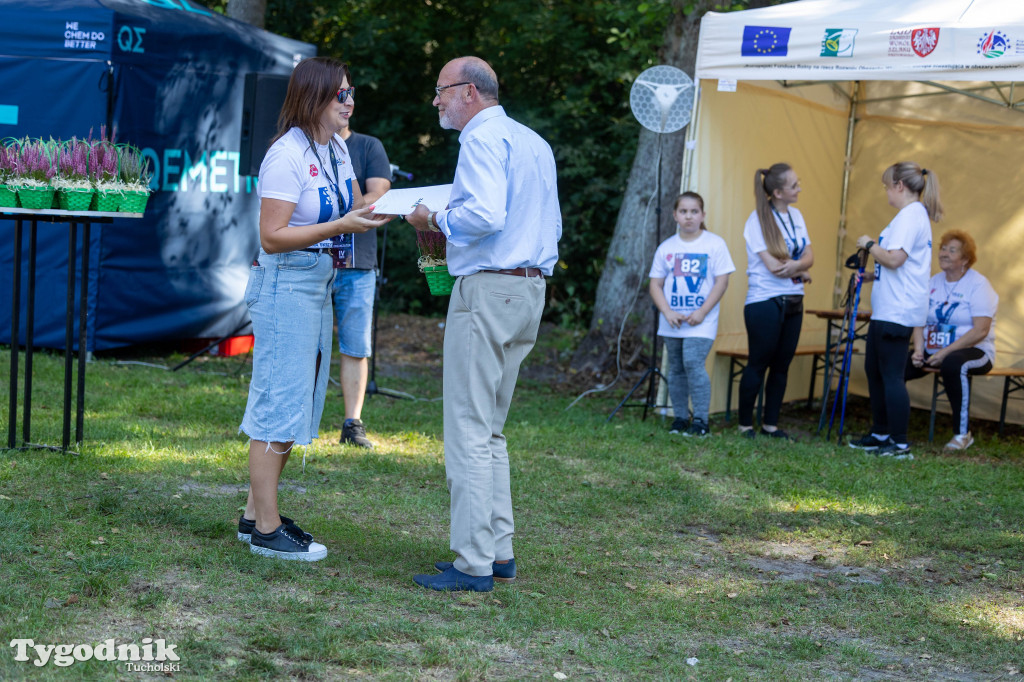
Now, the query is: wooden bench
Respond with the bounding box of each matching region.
[718,345,849,421]
[922,366,1024,440]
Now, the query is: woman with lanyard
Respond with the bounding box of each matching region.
[238,57,389,561]
[850,161,943,460]
[904,230,995,451]
[738,163,814,439]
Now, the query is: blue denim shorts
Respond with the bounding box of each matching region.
[239,250,335,445]
[331,268,376,357]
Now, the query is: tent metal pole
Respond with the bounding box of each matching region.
[680,82,702,192]
[834,82,859,309]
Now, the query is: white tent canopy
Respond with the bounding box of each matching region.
[697,0,1024,83]
[682,0,1024,427]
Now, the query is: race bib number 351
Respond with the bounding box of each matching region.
[925,323,955,352]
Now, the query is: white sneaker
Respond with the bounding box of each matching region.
[944,432,974,451]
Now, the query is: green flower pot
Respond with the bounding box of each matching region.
[422,265,455,296]
[57,188,95,212]
[16,186,56,210]
[119,189,150,214]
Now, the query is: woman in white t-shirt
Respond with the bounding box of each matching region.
[738,163,814,440]
[649,192,735,437]
[905,230,997,451]
[850,161,943,459]
[238,57,389,562]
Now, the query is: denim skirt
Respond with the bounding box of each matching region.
[239,250,335,445]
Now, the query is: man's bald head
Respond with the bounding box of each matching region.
[448,56,499,102]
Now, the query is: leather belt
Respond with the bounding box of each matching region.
[485,267,544,278]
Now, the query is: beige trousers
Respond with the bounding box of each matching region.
[443,271,546,576]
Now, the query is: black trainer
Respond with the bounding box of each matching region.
[669,418,690,434]
[237,514,312,543]
[875,441,914,460]
[760,428,792,440]
[341,418,374,449]
[685,419,710,437]
[249,524,327,562]
[848,433,888,451]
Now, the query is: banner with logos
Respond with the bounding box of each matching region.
[697,0,1024,82]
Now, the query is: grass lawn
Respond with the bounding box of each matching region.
[1,318,1022,680]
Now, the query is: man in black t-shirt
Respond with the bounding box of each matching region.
[332,95,392,448]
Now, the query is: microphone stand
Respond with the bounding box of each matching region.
[366,166,414,400]
[606,134,668,422]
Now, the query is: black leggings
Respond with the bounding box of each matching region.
[905,347,991,436]
[864,320,912,443]
[739,297,803,427]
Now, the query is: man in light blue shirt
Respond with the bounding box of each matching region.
[409,56,561,592]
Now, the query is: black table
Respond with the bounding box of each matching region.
[4,206,142,453]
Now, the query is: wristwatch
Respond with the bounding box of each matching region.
[428,211,441,232]
[864,240,874,251]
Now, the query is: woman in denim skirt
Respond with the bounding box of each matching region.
[238,57,389,561]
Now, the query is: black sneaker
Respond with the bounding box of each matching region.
[669,418,690,434]
[237,514,312,543]
[341,418,374,449]
[685,419,710,437]
[848,433,888,451]
[760,428,792,440]
[875,441,913,460]
[740,428,756,439]
[249,524,327,562]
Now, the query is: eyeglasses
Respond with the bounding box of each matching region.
[434,82,471,96]
[336,86,355,103]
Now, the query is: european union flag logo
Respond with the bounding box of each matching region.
[742,25,791,57]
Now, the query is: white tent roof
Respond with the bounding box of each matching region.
[696,0,1024,82]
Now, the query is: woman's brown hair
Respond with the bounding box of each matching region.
[882,161,943,222]
[271,57,351,145]
[754,163,793,260]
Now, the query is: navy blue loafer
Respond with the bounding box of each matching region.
[414,566,494,592]
[434,558,516,583]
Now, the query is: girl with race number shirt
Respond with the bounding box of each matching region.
[738,163,814,440]
[238,57,389,562]
[904,230,997,451]
[649,192,735,437]
[850,161,943,459]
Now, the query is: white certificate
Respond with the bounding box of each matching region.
[371,184,453,216]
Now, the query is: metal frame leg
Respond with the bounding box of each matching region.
[8,219,22,449]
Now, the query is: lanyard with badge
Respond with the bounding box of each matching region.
[305,133,352,268]
[772,207,806,283]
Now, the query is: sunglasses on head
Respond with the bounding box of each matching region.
[336,86,355,103]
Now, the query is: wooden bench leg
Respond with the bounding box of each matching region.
[808,353,821,409]
[725,357,741,422]
[997,375,1023,437]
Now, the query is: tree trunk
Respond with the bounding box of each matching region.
[227,0,267,29]
[570,2,706,375]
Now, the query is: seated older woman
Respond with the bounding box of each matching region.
[905,230,998,451]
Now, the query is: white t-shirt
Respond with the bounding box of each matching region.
[257,127,356,249]
[649,230,735,339]
[870,201,932,327]
[743,207,811,305]
[923,268,998,363]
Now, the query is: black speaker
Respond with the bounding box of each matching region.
[240,72,290,177]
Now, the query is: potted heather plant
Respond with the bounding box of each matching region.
[416,229,454,296]
[0,139,17,207]
[118,143,153,214]
[13,138,57,209]
[53,137,95,211]
[90,136,124,212]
